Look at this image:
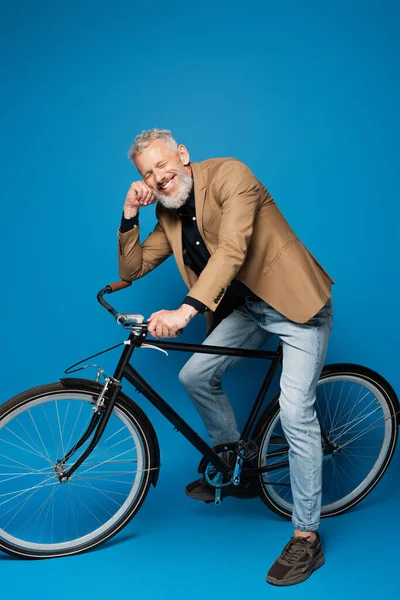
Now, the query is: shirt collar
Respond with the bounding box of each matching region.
[177,185,195,217]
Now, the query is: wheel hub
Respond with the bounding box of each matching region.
[54,460,69,483]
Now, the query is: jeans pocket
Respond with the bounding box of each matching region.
[320,298,333,331]
[308,298,333,331]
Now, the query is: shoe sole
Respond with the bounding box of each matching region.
[185,488,215,502]
[266,552,325,587]
[185,489,259,503]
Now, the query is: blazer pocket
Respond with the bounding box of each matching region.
[267,239,296,269]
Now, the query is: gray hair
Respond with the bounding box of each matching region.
[128,128,178,162]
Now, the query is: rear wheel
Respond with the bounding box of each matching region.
[255,365,398,519]
[0,382,158,558]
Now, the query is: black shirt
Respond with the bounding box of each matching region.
[120,186,254,324]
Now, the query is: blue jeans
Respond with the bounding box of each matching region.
[179,296,333,531]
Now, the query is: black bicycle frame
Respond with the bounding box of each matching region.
[62,330,283,481]
[127,335,282,468]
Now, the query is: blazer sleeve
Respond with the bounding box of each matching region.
[118,209,173,281]
[187,160,263,311]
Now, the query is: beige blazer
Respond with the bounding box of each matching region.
[118,158,334,329]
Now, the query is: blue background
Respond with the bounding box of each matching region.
[1,0,399,597]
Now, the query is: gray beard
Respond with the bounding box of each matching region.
[153,169,193,209]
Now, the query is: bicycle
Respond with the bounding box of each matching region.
[0,280,398,559]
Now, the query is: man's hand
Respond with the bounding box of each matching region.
[124,181,157,219]
[147,304,198,338]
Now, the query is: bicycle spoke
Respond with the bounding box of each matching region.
[0,437,52,463]
[337,414,386,450]
[321,384,335,432]
[0,475,57,506]
[0,451,50,474]
[261,373,395,517]
[76,448,136,477]
[28,410,52,463]
[330,398,380,441]
[0,468,53,485]
[331,389,372,437]
[68,489,103,527]
[3,424,51,464]
[3,476,57,531]
[88,436,135,463]
[330,380,346,430]
[66,486,80,541]
[38,485,58,544]
[66,485,99,536]
[0,390,148,554]
[64,401,85,453]
[329,382,355,430]
[55,401,66,459]
[71,481,123,507]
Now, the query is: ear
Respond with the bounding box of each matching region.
[178,144,190,166]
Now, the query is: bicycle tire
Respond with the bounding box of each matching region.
[0,381,159,559]
[252,364,399,520]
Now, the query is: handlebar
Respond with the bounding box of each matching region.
[97,281,183,336]
[97,281,132,316]
[97,281,146,330]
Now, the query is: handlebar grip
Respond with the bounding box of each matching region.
[107,281,132,293]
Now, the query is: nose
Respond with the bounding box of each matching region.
[154,169,165,184]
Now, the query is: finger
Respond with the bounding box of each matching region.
[149,310,163,321]
[130,184,141,199]
[139,183,152,204]
[147,320,156,337]
[143,190,154,205]
[156,321,164,338]
[140,181,151,193]
[148,313,160,333]
[127,186,137,204]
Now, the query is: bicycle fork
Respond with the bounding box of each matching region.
[54,377,121,483]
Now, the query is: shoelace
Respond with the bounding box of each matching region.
[281,537,311,565]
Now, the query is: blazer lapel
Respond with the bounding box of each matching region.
[158,162,206,291]
[191,162,206,239]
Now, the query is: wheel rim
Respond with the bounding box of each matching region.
[259,374,395,515]
[0,392,147,553]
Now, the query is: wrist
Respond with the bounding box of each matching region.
[180,303,198,322]
[124,206,139,219]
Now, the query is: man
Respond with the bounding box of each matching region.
[118,128,334,586]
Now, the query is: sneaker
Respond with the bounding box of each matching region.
[266,533,325,586]
[185,477,259,502]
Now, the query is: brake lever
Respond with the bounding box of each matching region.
[141,344,169,357]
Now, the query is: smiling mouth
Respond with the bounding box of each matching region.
[159,176,176,192]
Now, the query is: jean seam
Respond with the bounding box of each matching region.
[291,323,321,530]
[307,325,319,526]
[208,321,261,441]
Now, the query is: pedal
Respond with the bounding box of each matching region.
[198,441,237,474]
[235,440,259,462]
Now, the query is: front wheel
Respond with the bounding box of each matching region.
[0,382,158,558]
[254,364,399,520]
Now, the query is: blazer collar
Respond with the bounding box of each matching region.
[156,162,206,289]
[190,161,206,238]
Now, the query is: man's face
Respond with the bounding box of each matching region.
[134,139,193,209]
